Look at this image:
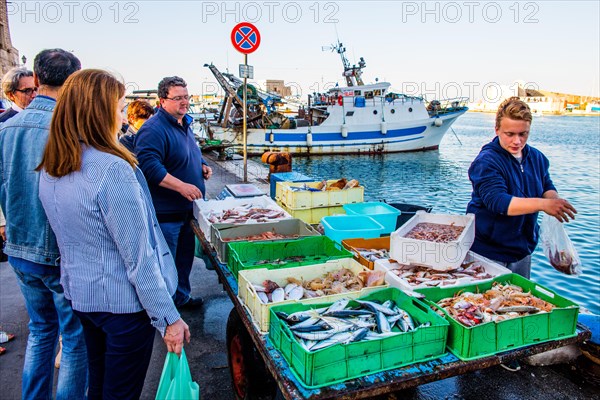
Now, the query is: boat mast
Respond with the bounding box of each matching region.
[326,41,366,87]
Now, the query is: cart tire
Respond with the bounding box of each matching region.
[226,309,277,400]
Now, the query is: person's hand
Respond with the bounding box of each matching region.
[202,165,212,180]
[164,318,190,356]
[178,182,202,201]
[0,226,5,241]
[543,198,577,223]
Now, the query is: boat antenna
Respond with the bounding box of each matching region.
[322,38,366,87]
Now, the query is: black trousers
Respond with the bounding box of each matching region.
[74,310,155,400]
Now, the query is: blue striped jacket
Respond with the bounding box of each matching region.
[38,146,180,334]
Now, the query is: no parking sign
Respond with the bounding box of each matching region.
[231,22,261,54]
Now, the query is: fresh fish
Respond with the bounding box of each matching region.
[364,331,399,340]
[397,308,415,331]
[355,300,396,316]
[287,285,304,300]
[284,283,297,295]
[290,319,330,332]
[257,291,269,304]
[375,311,392,333]
[271,288,285,303]
[323,309,374,318]
[319,316,355,333]
[454,300,472,309]
[325,298,351,314]
[310,332,354,351]
[275,311,289,320]
[348,327,370,343]
[286,307,327,323]
[293,329,339,341]
[252,283,266,292]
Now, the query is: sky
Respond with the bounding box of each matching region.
[7,1,600,101]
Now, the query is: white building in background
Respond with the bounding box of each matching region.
[469,82,568,115]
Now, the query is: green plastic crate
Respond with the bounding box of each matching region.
[269,287,449,388]
[227,236,353,281]
[416,273,579,361]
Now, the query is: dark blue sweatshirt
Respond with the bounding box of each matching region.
[467,137,556,263]
[135,108,206,217]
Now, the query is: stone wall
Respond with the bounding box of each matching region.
[0,0,19,77]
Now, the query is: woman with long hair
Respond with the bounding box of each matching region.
[38,69,190,400]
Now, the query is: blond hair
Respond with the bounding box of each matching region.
[38,69,137,177]
[495,97,532,129]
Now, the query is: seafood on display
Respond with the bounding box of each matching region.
[207,205,286,224]
[352,247,390,262]
[404,222,464,243]
[222,231,299,242]
[275,298,429,352]
[289,178,360,192]
[255,255,308,267]
[434,282,556,327]
[252,268,385,304]
[386,259,494,287]
[549,249,581,275]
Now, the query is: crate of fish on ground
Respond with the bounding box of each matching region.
[416,273,579,361]
[374,251,511,291]
[342,237,390,270]
[390,211,475,270]
[227,235,353,281]
[193,196,291,244]
[211,219,320,264]
[269,287,449,388]
[277,202,346,225]
[278,178,364,209]
[238,258,388,333]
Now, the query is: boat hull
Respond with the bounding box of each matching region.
[210,110,466,156]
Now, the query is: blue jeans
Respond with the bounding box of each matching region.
[501,255,532,279]
[159,220,195,307]
[74,311,155,400]
[12,267,88,400]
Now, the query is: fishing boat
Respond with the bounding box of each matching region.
[205,41,468,155]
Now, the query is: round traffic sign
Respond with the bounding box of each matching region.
[231,22,261,54]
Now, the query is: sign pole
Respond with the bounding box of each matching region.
[230,21,260,184]
[243,53,248,183]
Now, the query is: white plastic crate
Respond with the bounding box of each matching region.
[193,196,291,243]
[390,211,475,270]
[238,258,388,333]
[375,251,511,291]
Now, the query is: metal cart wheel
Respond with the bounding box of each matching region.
[226,309,277,400]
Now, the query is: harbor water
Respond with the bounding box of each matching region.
[290,113,600,314]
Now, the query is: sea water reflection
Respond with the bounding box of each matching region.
[291,113,600,314]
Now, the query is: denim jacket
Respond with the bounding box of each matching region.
[0,96,60,266]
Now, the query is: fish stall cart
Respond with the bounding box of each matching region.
[190,214,591,400]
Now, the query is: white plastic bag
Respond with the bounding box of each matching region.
[540,214,582,276]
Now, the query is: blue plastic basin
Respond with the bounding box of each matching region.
[321,215,384,243]
[343,202,400,234]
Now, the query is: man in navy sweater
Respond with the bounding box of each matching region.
[135,76,212,309]
[467,97,576,279]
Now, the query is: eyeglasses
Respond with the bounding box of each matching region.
[15,87,38,95]
[164,95,190,102]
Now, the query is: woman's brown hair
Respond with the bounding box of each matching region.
[38,69,137,177]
